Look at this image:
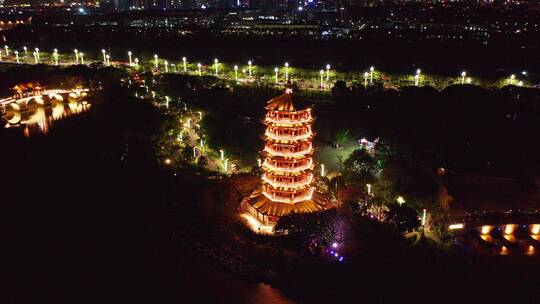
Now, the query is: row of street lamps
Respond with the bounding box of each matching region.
[0,45,531,88]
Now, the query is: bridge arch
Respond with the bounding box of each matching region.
[3,103,22,124]
[25,96,45,111]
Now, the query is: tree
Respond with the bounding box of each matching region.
[384,204,420,233]
[374,156,439,209]
[197,155,208,168]
[274,209,339,247]
[342,148,377,185]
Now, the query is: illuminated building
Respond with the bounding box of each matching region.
[242,89,328,228]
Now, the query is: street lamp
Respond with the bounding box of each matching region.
[134,58,139,67]
[220,149,224,161]
[106,54,110,66]
[182,57,187,72]
[234,65,238,82]
[198,111,202,120]
[248,60,252,78]
[35,48,40,61]
[33,51,38,64]
[214,58,219,76]
[164,60,169,73]
[274,67,279,84]
[397,196,405,205]
[421,209,427,226]
[79,52,84,64]
[128,51,132,66]
[461,71,466,85]
[14,51,19,64]
[23,46,27,57]
[101,49,106,62]
[284,62,289,80]
[326,64,331,81]
[4,45,9,56]
[321,163,325,176]
[154,54,159,69]
[370,66,374,84]
[197,63,202,76]
[320,69,324,89]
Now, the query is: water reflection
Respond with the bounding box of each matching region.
[3,100,90,137]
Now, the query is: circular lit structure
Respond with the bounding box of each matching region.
[242,89,328,226]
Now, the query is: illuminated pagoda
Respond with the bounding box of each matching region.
[242,89,328,228]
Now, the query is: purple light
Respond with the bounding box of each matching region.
[330,250,334,255]
[339,256,344,262]
[332,242,338,248]
[334,253,338,257]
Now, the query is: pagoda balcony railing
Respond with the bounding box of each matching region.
[262,159,313,172]
[262,173,313,188]
[264,116,313,125]
[264,130,312,141]
[263,144,312,157]
[262,187,314,204]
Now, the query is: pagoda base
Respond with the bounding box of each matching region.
[240,189,330,229]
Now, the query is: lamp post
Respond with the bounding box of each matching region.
[214,58,219,76]
[197,63,202,76]
[4,45,9,56]
[198,111,202,120]
[134,58,139,68]
[326,64,330,81]
[53,49,58,65]
[23,46,27,57]
[35,48,40,61]
[220,149,224,161]
[461,71,466,85]
[128,51,132,66]
[284,62,289,80]
[321,163,325,176]
[182,57,187,72]
[364,72,368,87]
[74,49,79,64]
[370,66,374,84]
[320,69,324,89]
[274,67,279,84]
[0,51,2,61]
[33,51,38,64]
[510,74,516,84]
[234,65,238,82]
[79,52,84,64]
[248,60,252,78]
[421,209,427,226]
[15,51,19,64]
[414,69,421,86]
[164,60,169,73]
[106,54,110,66]
[101,49,106,62]
[154,54,159,69]
[366,183,371,207]
[224,159,229,172]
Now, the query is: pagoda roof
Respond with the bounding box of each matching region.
[266,89,311,112]
[247,190,328,217]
